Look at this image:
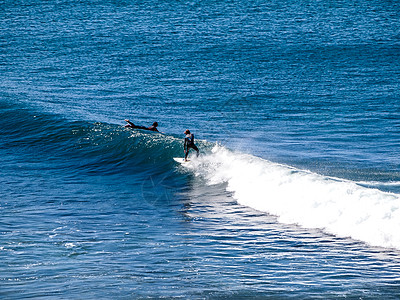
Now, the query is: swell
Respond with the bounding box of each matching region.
[0,101,201,178]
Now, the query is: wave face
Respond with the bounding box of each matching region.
[185,145,400,250]
[0,100,187,175]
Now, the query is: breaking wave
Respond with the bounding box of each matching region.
[184,145,400,250]
[3,101,400,250]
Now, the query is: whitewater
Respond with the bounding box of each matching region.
[183,145,400,250]
[2,0,400,298]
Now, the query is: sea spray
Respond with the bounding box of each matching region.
[185,145,400,249]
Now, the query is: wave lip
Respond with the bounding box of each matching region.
[187,145,400,250]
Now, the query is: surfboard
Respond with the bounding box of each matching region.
[173,157,190,164]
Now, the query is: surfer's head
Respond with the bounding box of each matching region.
[184,129,190,134]
[153,122,158,127]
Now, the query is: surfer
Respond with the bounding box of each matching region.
[124,119,159,132]
[184,129,199,161]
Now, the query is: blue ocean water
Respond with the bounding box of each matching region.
[1,0,400,298]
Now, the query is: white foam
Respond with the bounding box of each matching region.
[186,145,400,249]
[356,180,400,187]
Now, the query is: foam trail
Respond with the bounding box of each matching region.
[356,181,400,187]
[186,145,400,250]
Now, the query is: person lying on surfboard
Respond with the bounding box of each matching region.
[124,119,159,132]
[184,129,199,161]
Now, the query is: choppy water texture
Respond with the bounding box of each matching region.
[1,0,400,299]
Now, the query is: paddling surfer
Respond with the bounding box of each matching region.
[184,129,199,161]
[124,119,159,132]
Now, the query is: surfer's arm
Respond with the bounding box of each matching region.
[124,119,135,127]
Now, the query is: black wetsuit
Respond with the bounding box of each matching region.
[126,122,159,132]
[184,133,199,159]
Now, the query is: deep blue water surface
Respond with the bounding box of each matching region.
[1,0,400,298]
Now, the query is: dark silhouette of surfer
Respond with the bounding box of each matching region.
[184,129,199,161]
[124,119,159,132]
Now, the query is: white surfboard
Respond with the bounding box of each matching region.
[173,157,190,164]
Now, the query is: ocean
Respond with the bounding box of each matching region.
[1,0,400,298]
